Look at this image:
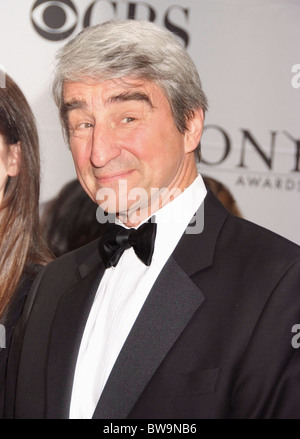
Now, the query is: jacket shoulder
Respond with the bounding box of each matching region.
[41,238,101,279]
[226,213,300,262]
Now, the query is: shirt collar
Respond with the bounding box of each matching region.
[152,174,207,266]
[114,174,207,266]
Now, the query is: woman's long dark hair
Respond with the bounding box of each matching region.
[0,73,53,319]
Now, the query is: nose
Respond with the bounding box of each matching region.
[90,123,121,168]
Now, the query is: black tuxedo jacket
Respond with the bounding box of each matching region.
[5,191,300,418]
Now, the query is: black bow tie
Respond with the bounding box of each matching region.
[98,220,157,268]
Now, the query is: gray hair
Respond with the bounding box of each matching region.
[52,19,208,160]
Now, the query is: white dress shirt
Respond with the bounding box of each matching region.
[69,174,207,418]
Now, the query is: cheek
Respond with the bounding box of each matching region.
[130,126,165,160]
[0,167,7,188]
[70,142,89,171]
[144,126,184,166]
[0,152,9,182]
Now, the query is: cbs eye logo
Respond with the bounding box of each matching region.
[31,0,78,41]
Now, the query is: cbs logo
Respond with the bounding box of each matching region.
[31,0,78,41]
[31,0,190,46]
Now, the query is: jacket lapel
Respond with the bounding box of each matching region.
[45,249,105,419]
[173,189,229,275]
[93,191,229,419]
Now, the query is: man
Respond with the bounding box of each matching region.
[5,20,300,419]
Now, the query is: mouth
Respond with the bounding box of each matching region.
[95,170,134,185]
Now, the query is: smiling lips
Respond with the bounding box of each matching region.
[95,169,134,184]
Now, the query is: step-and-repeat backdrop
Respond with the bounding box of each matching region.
[1,0,299,243]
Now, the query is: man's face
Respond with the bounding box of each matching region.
[63,77,201,224]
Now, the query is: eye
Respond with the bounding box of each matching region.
[69,122,93,137]
[78,122,94,129]
[121,117,136,124]
[31,0,78,41]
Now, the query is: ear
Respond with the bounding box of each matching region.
[184,108,204,154]
[7,141,21,177]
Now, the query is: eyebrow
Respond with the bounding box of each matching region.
[107,91,154,108]
[61,99,86,119]
[61,90,154,119]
